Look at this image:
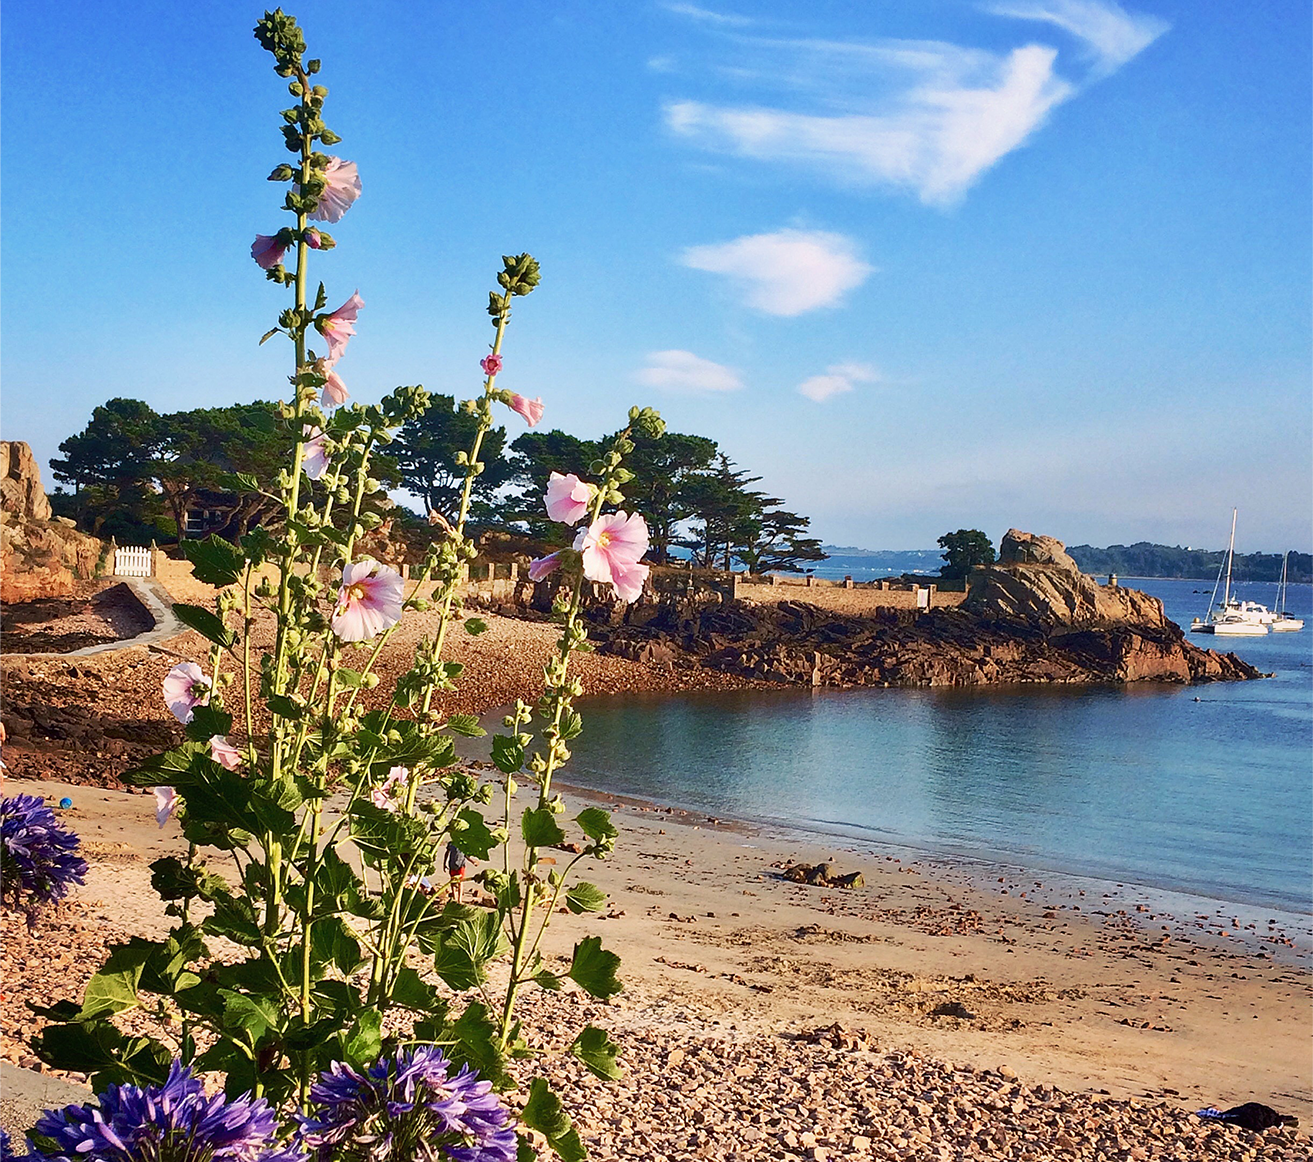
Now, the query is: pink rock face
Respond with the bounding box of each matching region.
[507,393,544,426]
[162,662,210,725]
[332,558,405,642]
[306,157,362,224]
[319,290,363,367]
[545,472,591,525]
[574,511,650,603]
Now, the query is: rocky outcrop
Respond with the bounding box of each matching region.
[1,441,103,603]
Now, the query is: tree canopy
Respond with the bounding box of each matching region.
[937,529,995,578]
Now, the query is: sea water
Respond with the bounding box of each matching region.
[565,578,1313,916]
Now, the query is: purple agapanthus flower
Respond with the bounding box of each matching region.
[299,1047,516,1162]
[1,794,88,910]
[26,1061,300,1162]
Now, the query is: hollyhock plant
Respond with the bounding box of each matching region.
[302,427,329,480]
[544,472,591,525]
[369,766,409,812]
[27,1060,299,1162]
[162,662,211,725]
[319,364,349,406]
[332,559,404,642]
[154,786,179,828]
[306,157,361,224]
[209,737,243,771]
[251,233,288,270]
[480,354,502,377]
[506,393,544,427]
[527,551,561,582]
[318,290,363,367]
[1,794,88,909]
[298,1047,516,1162]
[574,511,650,603]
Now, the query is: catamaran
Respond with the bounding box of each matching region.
[1189,510,1270,636]
[1270,552,1304,632]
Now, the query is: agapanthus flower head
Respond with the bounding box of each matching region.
[544,472,591,526]
[506,394,544,427]
[318,291,363,368]
[162,662,210,725]
[302,427,330,481]
[369,766,410,812]
[1,794,88,909]
[305,157,362,224]
[480,354,502,377]
[527,551,561,583]
[574,511,650,603]
[28,1059,300,1162]
[332,559,404,642]
[154,786,179,829]
[251,234,288,271]
[299,1046,515,1162]
[209,737,243,771]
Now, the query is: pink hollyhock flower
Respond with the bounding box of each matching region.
[332,558,405,642]
[154,786,179,828]
[251,234,287,270]
[304,228,323,249]
[545,472,591,525]
[370,766,410,812]
[507,393,545,426]
[574,511,650,604]
[162,662,210,724]
[302,426,329,480]
[319,290,363,367]
[306,157,362,224]
[528,551,561,582]
[209,736,243,771]
[320,365,349,406]
[480,354,503,377]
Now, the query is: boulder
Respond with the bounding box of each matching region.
[0,441,52,522]
[998,529,1078,570]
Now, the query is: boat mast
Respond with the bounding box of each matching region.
[1223,508,1237,607]
[1277,551,1289,615]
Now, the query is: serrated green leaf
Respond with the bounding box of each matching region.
[390,966,438,1012]
[464,617,489,636]
[34,1021,171,1091]
[184,704,233,743]
[559,707,583,741]
[521,1078,586,1162]
[172,603,236,649]
[569,1024,622,1080]
[565,882,607,914]
[181,535,246,589]
[434,911,507,991]
[267,694,305,719]
[446,714,485,738]
[568,936,622,1000]
[79,939,154,1019]
[533,970,563,991]
[436,1001,509,1089]
[341,1010,382,1067]
[522,806,566,849]
[490,735,523,774]
[451,808,499,860]
[331,668,367,688]
[575,808,617,845]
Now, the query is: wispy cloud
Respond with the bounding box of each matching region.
[635,349,744,392]
[797,361,879,402]
[680,229,873,316]
[985,0,1169,75]
[661,2,755,28]
[661,1,1166,204]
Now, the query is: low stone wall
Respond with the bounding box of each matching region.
[734,581,967,615]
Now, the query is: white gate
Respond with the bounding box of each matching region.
[114,545,153,577]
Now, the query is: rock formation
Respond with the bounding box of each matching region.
[1,441,103,603]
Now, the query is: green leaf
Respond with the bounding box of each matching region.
[533,970,563,992]
[79,938,154,1019]
[560,707,583,741]
[181,535,246,589]
[121,742,207,788]
[490,735,523,774]
[439,1001,509,1089]
[267,693,305,719]
[522,806,566,849]
[138,926,205,995]
[565,882,607,914]
[434,911,507,991]
[451,808,499,860]
[520,1078,586,1162]
[341,1010,383,1067]
[567,936,623,1000]
[464,617,489,636]
[331,668,368,688]
[569,1024,622,1080]
[33,1021,170,1091]
[575,808,617,846]
[390,966,438,1013]
[446,713,486,738]
[172,603,236,649]
[184,703,233,743]
[310,916,363,976]
[219,991,282,1049]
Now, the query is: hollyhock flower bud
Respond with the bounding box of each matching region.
[209,737,243,771]
[250,234,288,270]
[544,472,591,525]
[332,559,404,642]
[507,393,544,426]
[154,786,179,828]
[306,156,362,224]
[318,290,363,368]
[574,511,650,604]
[302,427,330,480]
[304,227,323,249]
[528,551,561,582]
[480,354,503,377]
[162,662,211,724]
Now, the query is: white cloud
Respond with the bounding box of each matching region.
[984,0,1169,75]
[634,349,744,392]
[666,43,1073,205]
[680,229,873,316]
[797,361,879,402]
[661,2,755,28]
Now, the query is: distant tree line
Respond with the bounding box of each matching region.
[1067,543,1311,583]
[50,396,827,574]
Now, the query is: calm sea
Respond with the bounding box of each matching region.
[565,578,1313,916]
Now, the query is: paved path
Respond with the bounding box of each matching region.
[0,1062,90,1141]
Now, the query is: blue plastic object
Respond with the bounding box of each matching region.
[59,797,74,810]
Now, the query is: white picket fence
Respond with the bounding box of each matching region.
[114,545,153,577]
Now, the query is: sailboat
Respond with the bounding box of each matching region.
[1269,553,1304,632]
[1189,510,1270,636]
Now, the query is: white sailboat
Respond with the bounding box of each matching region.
[1270,552,1304,632]
[1189,510,1270,636]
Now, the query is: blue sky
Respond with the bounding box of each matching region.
[3,0,1309,552]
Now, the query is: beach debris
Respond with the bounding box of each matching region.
[782,861,864,888]
[1196,1102,1299,1131]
